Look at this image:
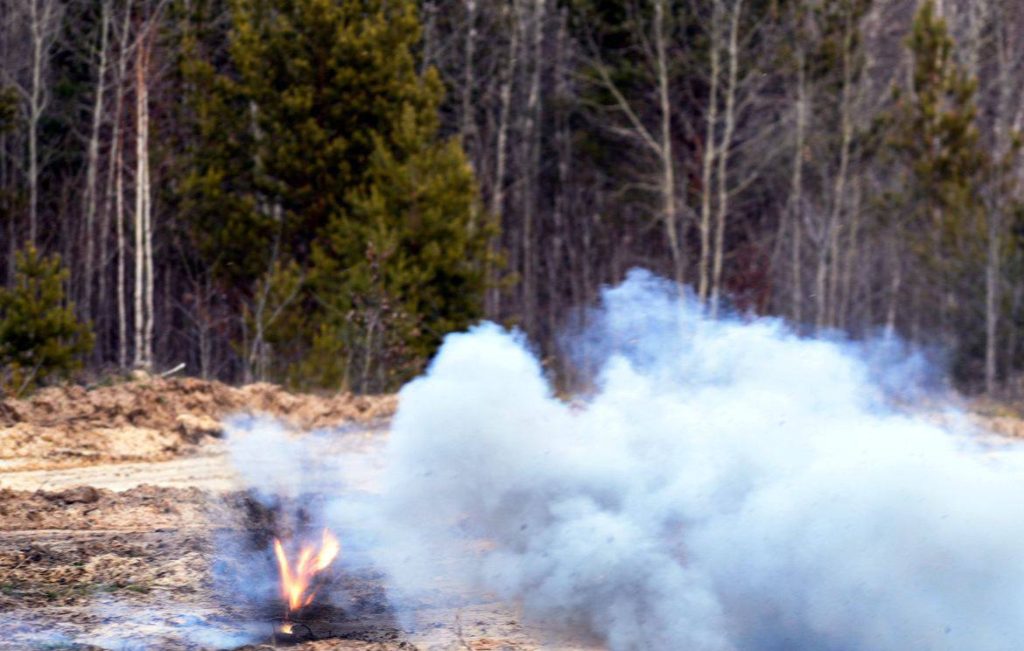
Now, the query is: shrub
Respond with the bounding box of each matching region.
[0,244,94,396]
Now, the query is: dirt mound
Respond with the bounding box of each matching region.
[0,485,224,531]
[0,377,396,470]
[0,377,396,431]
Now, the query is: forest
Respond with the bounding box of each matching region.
[0,0,1021,396]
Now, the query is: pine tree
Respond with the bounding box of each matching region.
[309,104,489,391]
[0,244,94,396]
[181,0,489,388]
[889,0,987,264]
[183,0,451,279]
[885,0,989,380]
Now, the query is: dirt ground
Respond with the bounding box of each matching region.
[0,377,396,473]
[0,377,598,651]
[4,377,1017,650]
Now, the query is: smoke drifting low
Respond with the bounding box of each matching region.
[359,269,1024,651]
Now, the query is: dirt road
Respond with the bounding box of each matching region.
[0,452,239,493]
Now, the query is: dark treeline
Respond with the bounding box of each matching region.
[2,0,1023,395]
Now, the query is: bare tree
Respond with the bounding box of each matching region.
[460,0,478,152]
[109,0,134,369]
[487,2,520,315]
[709,0,743,318]
[697,0,721,303]
[787,39,808,324]
[4,0,63,244]
[814,6,856,331]
[983,0,1024,393]
[82,0,112,323]
[133,20,155,370]
[585,0,685,287]
[516,0,547,328]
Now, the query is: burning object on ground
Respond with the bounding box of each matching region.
[271,528,341,642]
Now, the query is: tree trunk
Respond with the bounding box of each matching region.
[133,31,153,370]
[984,0,1013,395]
[82,2,111,324]
[115,123,128,369]
[461,0,477,152]
[487,2,519,317]
[26,0,58,244]
[709,0,742,318]
[654,0,682,289]
[111,1,132,369]
[420,1,438,72]
[885,241,901,339]
[698,0,721,302]
[839,175,862,330]
[459,0,479,236]
[548,9,571,346]
[985,207,1000,394]
[817,10,854,332]
[519,0,546,332]
[789,44,806,324]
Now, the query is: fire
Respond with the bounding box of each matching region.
[273,528,341,617]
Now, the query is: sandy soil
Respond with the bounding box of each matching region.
[0,378,599,651]
[0,376,396,472]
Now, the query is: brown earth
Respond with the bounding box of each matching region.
[0,378,596,651]
[0,376,396,472]
[4,377,1022,650]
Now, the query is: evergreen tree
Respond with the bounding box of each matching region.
[885,0,989,379]
[183,0,451,279]
[181,0,488,389]
[0,244,94,396]
[889,0,987,264]
[309,105,489,391]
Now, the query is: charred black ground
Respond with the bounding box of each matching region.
[215,491,408,647]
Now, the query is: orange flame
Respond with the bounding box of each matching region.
[273,528,341,614]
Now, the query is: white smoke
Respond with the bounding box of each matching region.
[355,269,1024,651]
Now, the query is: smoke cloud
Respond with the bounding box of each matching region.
[354,269,1024,651]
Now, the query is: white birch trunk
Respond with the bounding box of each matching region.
[25,0,59,244]
[698,0,721,302]
[709,0,742,318]
[112,1,132,369]
[82,2,111,323]
[654,0,682,288]
[133,33,153,370]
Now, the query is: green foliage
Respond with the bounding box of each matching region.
[313,106,490,370]
[182,0,447,280]
[0,244,94,397]
[881,0,997,382]
[295,251,425,393]
[181,0,489,390]
[240,259,304,382]
[887,0,987,260]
